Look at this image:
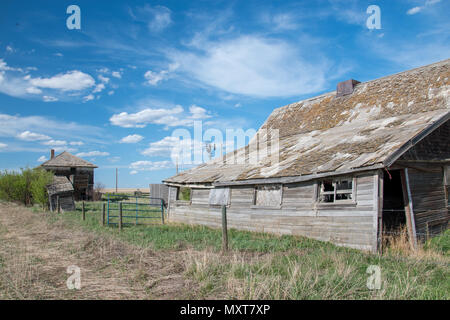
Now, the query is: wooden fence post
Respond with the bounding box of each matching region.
[56,196,60,213]
[161,199,165,225]
[82,201,85,221]
[119,202,123,231]
[221,205,228,252]
[102,202,106,226]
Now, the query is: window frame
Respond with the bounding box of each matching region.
[252,184,283,208]
[175,186,192,204]
[208,187,231,207]
[316,176,357,205]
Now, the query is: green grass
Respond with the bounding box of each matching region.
[425,230,450,256]
[41,201,449,299]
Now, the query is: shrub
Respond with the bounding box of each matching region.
[0,168,53,207]
[30,169,54,209]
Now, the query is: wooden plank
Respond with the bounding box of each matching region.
[400,169,417,248]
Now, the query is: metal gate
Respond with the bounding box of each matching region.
[106,194,165,226]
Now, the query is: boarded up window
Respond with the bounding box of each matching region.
[254,185,281,207]
[191,189,209,205]
[209,188,230,206]
[318,177,354,203]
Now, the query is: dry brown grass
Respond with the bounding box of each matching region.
[382,227,446,262]
[0,202,197,299]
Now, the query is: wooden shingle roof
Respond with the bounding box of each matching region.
[40,151,97,168]
[165,59,450,186]
[46,176,74,195]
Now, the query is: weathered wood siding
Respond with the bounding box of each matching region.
[167,172,379,252]
[406,167,449,238]
[399,119,450,161]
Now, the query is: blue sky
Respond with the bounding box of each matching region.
[0,0,448,188]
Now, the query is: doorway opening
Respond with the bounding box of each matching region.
[382,170,406,234]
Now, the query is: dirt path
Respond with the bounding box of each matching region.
[0,202,197,299]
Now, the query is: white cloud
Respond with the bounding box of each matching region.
[111,71,122,79]
[30,70,95,91]
[262,13,299,31]
[41,139,67,146]
[92,83,105,93]
[110,104,211,129]
[130,170,138,175]
[37,155,47,162]
[0,142,7,149]
[17,131,51,141]
[0,60,97,101]
[144,70,168,85]
[407,0,441,15]
[43,95,58,102]
[129,160,172,171]
[131,5,172,32]
[83,94,95,102]
[189,105,210,119]
[26,87,42,94]
[120,134,144,144]
[171,35,328,97]
[98,75,110,83]
[141,136,180,157]
[70,141,84,146]
[110,105,184,128]
[97,68,109,73]
[6,46,14,53]
[108,90,114,95]
[53,146,78,153]
[144,63,178,85]
[76,151,110,157]
[407,6,422,15]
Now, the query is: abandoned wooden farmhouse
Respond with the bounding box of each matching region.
[39,150,97,201]
[163,59,450,252]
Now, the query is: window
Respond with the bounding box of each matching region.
[209,188,230,206]
[177,187,191,201]
[318,177,355,203]
[254,184,282,207]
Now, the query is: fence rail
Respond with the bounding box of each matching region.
[106,194,165,226]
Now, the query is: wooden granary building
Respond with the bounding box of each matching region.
[164,59,450,252]
[40,150,97,201]
[46,176,76,212]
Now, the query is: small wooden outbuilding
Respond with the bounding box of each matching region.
[47,176,75,212]
[163,59,450,252]
[40,150,97,201]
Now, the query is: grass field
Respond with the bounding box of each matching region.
[1,200,449,299]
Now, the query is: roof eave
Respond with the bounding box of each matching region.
[383,111,450,168]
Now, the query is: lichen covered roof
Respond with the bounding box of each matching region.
[165,59,450,185]
[40,151,97,168]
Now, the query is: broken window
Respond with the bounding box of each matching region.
[318,178,354,203]
[254,184,281,207]
[177,187,191,201]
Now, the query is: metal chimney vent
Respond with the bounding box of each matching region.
[336,79,360,97]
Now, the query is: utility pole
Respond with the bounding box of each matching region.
[115,168,118,193]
